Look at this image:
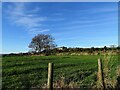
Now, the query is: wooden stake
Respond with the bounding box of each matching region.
[98,58,105,89]
[47,63,53,90]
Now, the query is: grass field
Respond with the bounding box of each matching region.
[2,54,119,89]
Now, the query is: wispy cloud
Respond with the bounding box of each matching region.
[51,17,117,32]
[28,28,50,34]
[50,6,117,31]
[5,2,49,34]
[80,7,117,14]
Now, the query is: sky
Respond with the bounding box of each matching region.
[2,0,120,2]
[2,2,118,54]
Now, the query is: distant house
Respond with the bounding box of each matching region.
[57,47,64,50]
[109,45,116,48]
[57,46,68,50]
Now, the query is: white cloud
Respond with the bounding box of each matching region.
[28,28,50,34]
[5,2,49,34]
[15,16,46,29]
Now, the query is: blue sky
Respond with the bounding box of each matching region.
[2,2,118,54]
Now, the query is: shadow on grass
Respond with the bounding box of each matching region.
[115,76,120,90]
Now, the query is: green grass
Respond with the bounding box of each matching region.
[2,55,119,89]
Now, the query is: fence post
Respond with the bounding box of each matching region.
[47,63,53,90]
[98,58,105,89]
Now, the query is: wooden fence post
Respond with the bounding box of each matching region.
[47,63,53,90]
[98,58,105,89]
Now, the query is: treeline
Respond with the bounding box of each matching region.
[41,46,119,55]
[2,46,120,57]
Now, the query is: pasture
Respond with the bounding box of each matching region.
[2,54,119,89]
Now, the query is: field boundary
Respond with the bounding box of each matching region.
[47,58,105,89]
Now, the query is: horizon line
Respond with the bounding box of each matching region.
[1,44,118,54]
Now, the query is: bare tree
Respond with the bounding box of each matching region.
[28,34,56,53]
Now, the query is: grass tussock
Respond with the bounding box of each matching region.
[101,51,119,89]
